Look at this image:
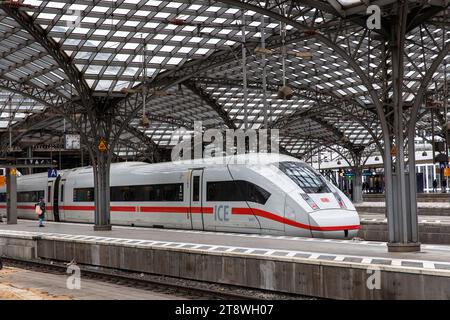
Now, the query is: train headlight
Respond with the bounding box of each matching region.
[301,193,319,210]
[333,192,347,209]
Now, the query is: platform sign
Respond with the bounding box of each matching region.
[445,168,450,177]
[48,168,58,179]
[343,170,354,177]
[362,170,373,177]
[98,138,107,153]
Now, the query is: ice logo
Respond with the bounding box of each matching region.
[66,264,81,290]
[366,5,381,30]
[67,10,82,29]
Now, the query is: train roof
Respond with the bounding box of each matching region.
[17,153,302,180]
[124,153,301,172]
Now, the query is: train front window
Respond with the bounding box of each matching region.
[278,162,331,194]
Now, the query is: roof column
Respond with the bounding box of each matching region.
[386,1,420,252]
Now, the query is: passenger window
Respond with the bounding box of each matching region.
[207,181,270,205]
[73,188,94,202]
[47,186,51,203]
[108,184,183,202]
[17,190,45,203]
[193,176,200,202]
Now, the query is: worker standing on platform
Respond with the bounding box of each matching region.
[35,198,46,227]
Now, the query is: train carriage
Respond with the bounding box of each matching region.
[0,154,360,238]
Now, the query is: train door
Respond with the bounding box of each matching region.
[189,169,204,230]
[48,175,61,222]
[59,179,65,221]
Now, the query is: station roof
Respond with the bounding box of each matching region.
[0,0,448,164]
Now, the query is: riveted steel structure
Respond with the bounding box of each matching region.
[0,1,448,248]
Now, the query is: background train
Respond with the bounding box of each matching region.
[0,154,360,239]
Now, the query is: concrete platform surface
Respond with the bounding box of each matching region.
[1,220,450,274]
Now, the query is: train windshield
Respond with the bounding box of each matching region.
[278,161,331,194]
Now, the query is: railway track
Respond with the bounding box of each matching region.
[1,257,303,300]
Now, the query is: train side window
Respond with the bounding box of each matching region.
[0,193,6,203]
[17,190,45,203]
[206,181,270,205]
[246,183,271,205]
[110,184,183,202]
[0,169,4,176]
[47,186,51,203]
[73,188,95,202]
[193,176,200,202]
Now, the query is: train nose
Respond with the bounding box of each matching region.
[308,209,360,239]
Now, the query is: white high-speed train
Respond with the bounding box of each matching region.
[0,154,360,238]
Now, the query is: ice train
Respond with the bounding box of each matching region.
[0,154,360,238]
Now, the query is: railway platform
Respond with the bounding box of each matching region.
[355,201,450,216]
[1,220,450,299]
[359,214,450,244]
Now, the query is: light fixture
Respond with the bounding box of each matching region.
[254,47,273,55]
[286,50,313,59]
[422,151,428,157]
[375,156,380,161]
[140,115,150,128]
[337,160,342,165]
[278,85,294,100]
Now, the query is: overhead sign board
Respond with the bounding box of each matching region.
[19,158,54,166]
[48,168,58,179]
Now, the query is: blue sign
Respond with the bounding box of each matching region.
[48,168,58,178]
[363,170,373,177]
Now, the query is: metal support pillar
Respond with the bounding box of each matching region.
[387,1,420,252]
[352,166,363,203]
[92,151,112,231]
[6,168,17,225]
[241,10,248,130]
[27,147,33,175]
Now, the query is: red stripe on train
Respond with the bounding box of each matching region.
[3,204,359,231]
[232,207,359,232]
